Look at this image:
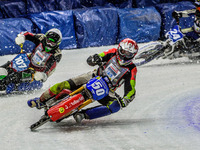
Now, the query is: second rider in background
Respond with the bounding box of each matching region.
[0,28,62,93]
[172,0,200,41]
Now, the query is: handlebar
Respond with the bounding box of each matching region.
[20,43,24,53]
[172,11,181,25]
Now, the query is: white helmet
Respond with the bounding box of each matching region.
[45,28,62,52]
[116,38,138,66]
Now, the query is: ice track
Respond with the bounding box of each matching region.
[0,44,200,150]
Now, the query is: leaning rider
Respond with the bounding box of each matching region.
[172,0,200,41]
[0,28,62,93]
[27,38,138,124]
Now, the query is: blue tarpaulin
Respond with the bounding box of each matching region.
[0,12,4,19]
[135,0,194,8]
[74,7,118,48]
[56,0,82,10]
[136,0,162,8]
[117,7,161,43]
[0,0,196,55]
[0,18,34,56]
[0,0,27,18]
[26,0,58,14]
[57,0,132,10]
[106,0,132,8]
[28,10,77,50]
[156,1,195,38]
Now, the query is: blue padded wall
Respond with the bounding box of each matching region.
[0,11,4,19]
[0,0,27,18]
[117,7,161,43]
[28,10,77,50]
[105,0,133,8]
[156,1,195,38]
[57,0,132,10]
[135,0,195,8]
[0,0,196,56]
[0,18,34,56]
[26,0,58,14]
[73,7,118,48]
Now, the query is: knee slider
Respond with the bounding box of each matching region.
[108,100,121,113]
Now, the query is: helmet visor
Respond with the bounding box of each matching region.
[118,47,136,59]
[46,38,57,47]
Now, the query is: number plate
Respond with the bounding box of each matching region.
[86,76,109,101]
[11,53,30,72]
[166,25,183,44]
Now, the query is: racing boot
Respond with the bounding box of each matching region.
[27,97,45,109]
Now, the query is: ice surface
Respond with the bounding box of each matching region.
[0,44,200,150]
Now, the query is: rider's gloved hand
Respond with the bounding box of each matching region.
[120,97,132,107]
[87,54,102,66]
[15,33,25,45]
[34,72,47,82]
[93,54,102,65]
[172,11,182,20]
[27,97,44,109]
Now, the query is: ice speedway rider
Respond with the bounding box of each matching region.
[0,28,62,94]
[172,0,200,40]
[169,0,200,57]
[28,38,138,123]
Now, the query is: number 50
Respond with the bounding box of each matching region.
[92,81,105,96]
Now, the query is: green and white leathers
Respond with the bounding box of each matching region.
[45,28,62,52]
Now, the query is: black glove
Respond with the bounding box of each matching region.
[120,97,132,107]
[172,11,182,20]
[87,54,102,66]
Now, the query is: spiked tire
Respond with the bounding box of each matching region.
[30,115,50,131]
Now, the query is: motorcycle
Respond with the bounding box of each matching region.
[29,69,120,131]
[0,44,43,95]
[134,25,200,66]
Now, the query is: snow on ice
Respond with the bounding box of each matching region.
[0,44,200,150]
